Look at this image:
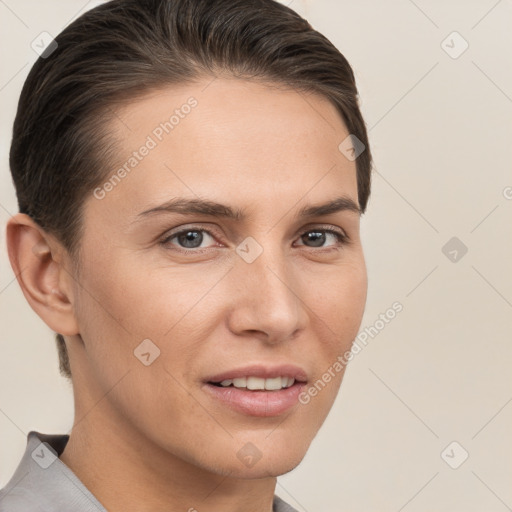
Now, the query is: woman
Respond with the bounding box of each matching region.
[1,0,372,510]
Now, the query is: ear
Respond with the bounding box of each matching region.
[6,213,79,336]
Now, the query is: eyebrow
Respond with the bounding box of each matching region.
[136,195,361,222]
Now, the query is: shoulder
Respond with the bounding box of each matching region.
[273,494,300,512]
[0,474,46,512]
[0,431,104,512]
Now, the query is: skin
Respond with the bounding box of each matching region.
[7,76,368,512]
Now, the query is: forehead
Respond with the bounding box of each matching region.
[88,77,358,223]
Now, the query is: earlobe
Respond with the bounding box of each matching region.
[6,213,80,336]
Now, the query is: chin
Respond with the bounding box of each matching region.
[219,435,312,479]
[222,452,306,480]
[183,432,311,480]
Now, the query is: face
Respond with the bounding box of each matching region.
[68,76,367,478]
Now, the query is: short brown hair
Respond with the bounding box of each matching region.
[9,0,373,379]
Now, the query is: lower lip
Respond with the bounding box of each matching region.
[203,382,306,417]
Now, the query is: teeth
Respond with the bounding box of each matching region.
[233,377,247,387]
[247,377,265,390]
[265,377,283,390]
[218,376,295,390]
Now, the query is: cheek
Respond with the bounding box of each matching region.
[71,260,211,430]
[73,253,225,376]
[302,257,367,405]
[75,254,181,336]
[70,254,157,373]
[309,257,367,343]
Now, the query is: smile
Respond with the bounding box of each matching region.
[203,364,308,417]
[212,376,296,390]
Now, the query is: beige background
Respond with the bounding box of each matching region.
[1,1,511,510]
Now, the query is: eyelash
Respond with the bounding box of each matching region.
[159,225,350,254]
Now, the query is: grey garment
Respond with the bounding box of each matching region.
[0,431,298,512]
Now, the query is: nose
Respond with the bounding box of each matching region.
[226,245,309,344]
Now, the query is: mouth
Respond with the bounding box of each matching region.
[208,376,298,390]
[202,365,308,417]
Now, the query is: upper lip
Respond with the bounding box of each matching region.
[205,364,308,383]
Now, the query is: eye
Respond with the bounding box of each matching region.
[295,228,349,249]
[160,228,218,251]
[159,225,350,254]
